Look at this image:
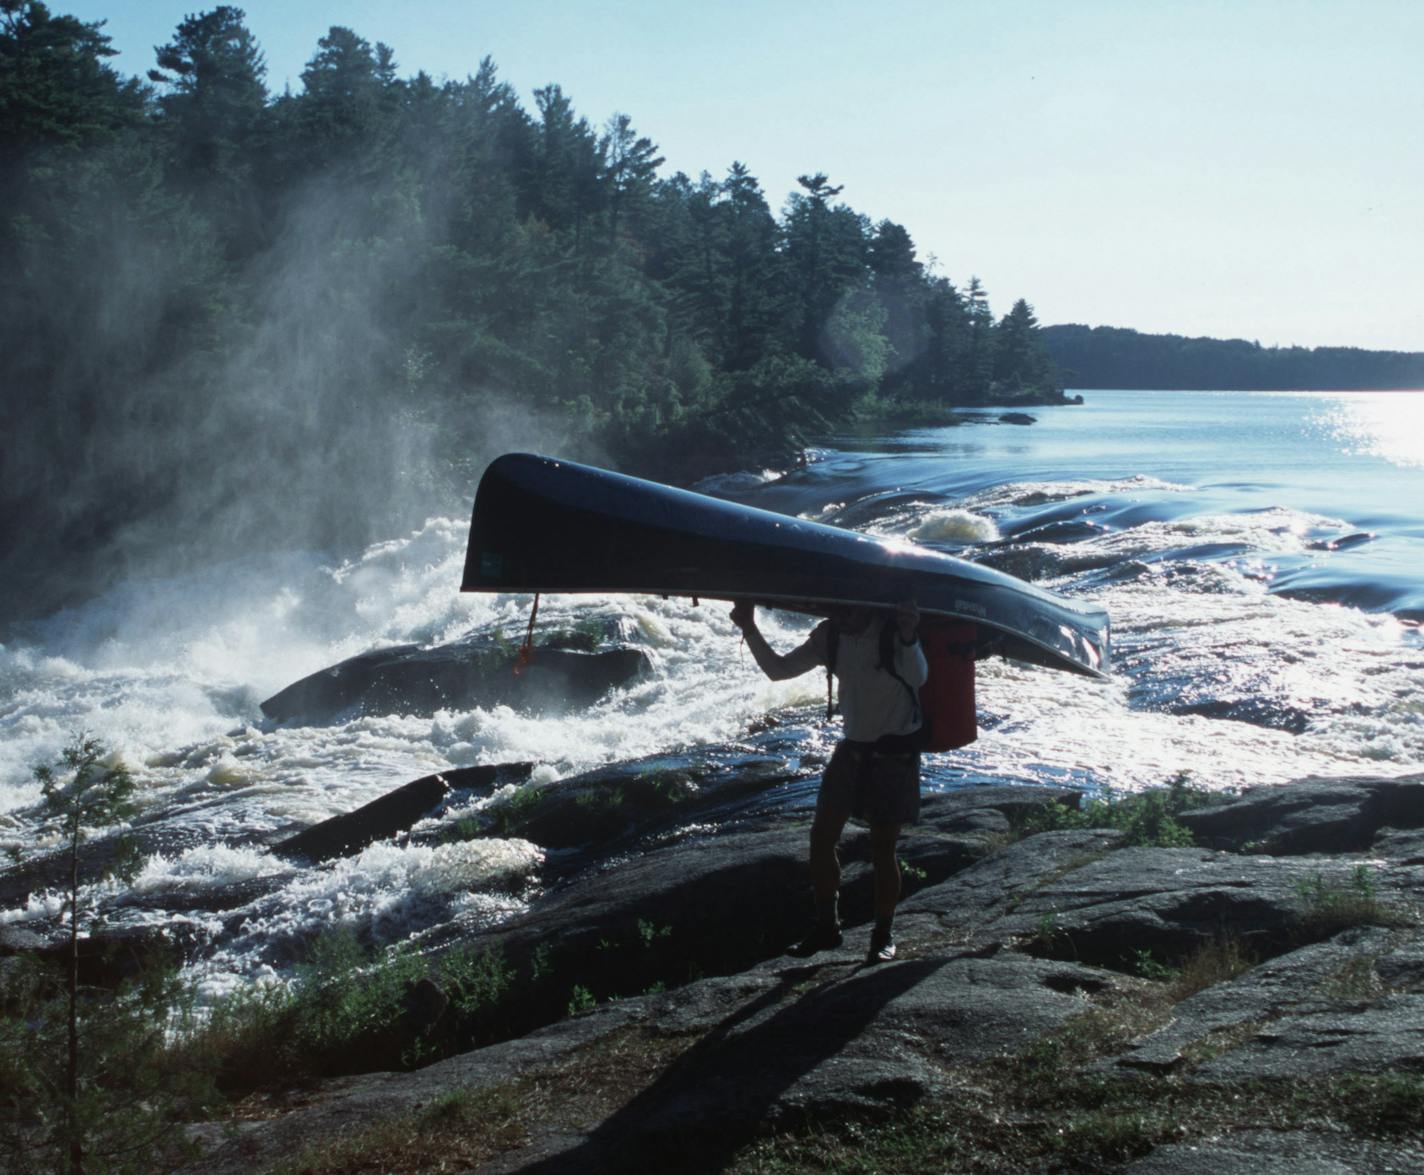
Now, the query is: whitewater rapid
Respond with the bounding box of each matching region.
[2,391,1421,998]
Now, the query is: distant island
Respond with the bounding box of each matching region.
[1041,324,1424,391]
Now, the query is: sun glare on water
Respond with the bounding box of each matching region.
[1321,391,1424,468]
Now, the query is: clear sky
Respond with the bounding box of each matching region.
[59,0,1424,351]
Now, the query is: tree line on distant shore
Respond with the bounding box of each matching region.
[1042,325,1424,391]
[1,2,1064,616]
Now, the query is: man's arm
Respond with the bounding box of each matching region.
[730,602,823,681]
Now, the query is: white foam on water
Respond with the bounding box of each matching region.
[994,569,1424,790]
[0,520,485,813]
[423,595,826,775]
[132,843,293,893]
[170,839,541,1003]
[906,508,1001,545]
[1077,507,1348,565]
[182,836,544,991]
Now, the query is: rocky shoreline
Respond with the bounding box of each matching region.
[180,771,1424,1173]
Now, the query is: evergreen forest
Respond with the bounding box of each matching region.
[1042,325,1424,392]
[1,3,1066,619]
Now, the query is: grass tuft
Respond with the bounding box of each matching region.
[1296,865,1414,936]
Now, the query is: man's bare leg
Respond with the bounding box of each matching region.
[789,804,851,956]
[810,804,851,906]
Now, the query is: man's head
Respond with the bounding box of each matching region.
[827,606,873,635]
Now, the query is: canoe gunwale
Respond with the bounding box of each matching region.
[469,585,1107,679]
[461,453,1112,681]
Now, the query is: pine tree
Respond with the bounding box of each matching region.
[35,736,137,1174]
[786,171,845,362]
[993,298,1057,395]
[0,0,147,159]
[149,6,268,256]
[868,219,927,389]
[531,83,604,246]
[962,275,995,401]
[720,161,780,370]
[149,6,267,178]
[297,25,390,169]
[602,111,662,246]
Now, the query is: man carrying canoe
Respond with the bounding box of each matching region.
[729,599,925,963]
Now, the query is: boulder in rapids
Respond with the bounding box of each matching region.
[273,763,533,862]
[260,632,651,726]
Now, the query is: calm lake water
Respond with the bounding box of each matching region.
[2,388,1420,998]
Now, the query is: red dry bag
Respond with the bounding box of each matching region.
[917,622,978,751]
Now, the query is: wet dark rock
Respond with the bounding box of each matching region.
[1178,774,1424,853]
[0,763,536,924]
[1118,638,1364,735]
[477,753,810,850]
[998,412,1036,425]
[1190,991,1424,1081]
[112,875,285,916]
[1171,696,1315,733]
[273,764,533,863]
[172,774,1424,1173]
[1106,925,1401,1074]
[274,772,451,862]
[260,634,651,726]
[410,788,1074,1043]
[991,846,1358,968]
[0,822,213,915]
[412,819,814,1037]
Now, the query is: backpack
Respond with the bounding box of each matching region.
[824,617,978,752]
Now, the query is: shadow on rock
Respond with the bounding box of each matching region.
[523,957,949,1174]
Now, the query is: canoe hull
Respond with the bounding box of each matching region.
[462,453,1110,678]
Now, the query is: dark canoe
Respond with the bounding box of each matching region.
[462,453,1110,678]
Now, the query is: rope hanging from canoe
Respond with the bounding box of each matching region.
[515,592,540,674]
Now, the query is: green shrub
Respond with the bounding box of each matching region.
[292,929,426,1055]
[636,919,673,948]
[1021,775,1211,848]
[171,931,520,1093]
[567,985,596,1015]
[441,943,515,1018]
[1131,948,1179,983]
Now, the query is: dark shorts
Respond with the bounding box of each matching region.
[816,740,921,827]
